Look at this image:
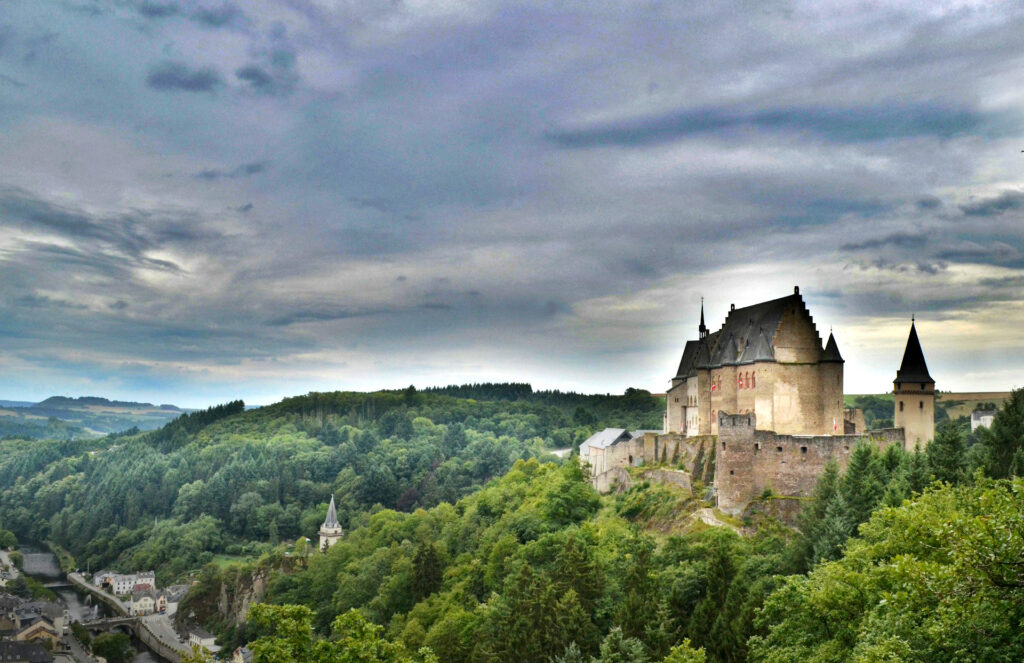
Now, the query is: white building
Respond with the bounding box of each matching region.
[94,570,157,596]
[972,409,996,432]
[190,627,220,654]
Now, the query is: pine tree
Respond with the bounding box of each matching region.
[977,388,1024,478]
[813,493,852,563]
[594,627,648,663]
[412,542,443,602]
[840,444,884,526]
[927,423,966,485]
[905,443,931,494]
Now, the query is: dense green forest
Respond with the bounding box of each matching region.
[0,385,662,581]
[178,389,1024,663]
[5,386,1024,661]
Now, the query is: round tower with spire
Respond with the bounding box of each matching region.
[893,317,935,449]
[319,495,343,551]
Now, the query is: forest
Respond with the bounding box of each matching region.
[3,386,1024,661]
[0,385,662,581]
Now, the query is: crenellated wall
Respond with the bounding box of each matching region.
[716,413,905,514]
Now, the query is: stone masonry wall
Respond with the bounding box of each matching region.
[716,412,905,515]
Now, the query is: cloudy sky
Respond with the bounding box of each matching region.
[1,0,1024,407]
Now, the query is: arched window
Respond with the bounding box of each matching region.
[899,401,904,412]
[920,401,924,409]
[751,372,756,388]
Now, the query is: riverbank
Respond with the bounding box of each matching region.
[15,546,169,663]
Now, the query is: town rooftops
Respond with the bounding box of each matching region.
[894,321,933,384]
[0,641,53,662]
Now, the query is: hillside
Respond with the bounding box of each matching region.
[0,384,662,582]
[0,395,190,437]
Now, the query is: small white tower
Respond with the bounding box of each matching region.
[318,494,343,551]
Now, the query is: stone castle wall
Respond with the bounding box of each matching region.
[716,413,904,514]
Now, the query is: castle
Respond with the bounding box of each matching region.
[583,287,936,515]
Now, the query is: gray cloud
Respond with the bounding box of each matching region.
[960,190,1024,217]
[195,161,267,181]
[841,232,928,252]
[191,4,240,28]
[547,104,996,149]
[146,60,222,92]
[137,1,178,18]
[936,241,1020,263]
[2,1,1024,403]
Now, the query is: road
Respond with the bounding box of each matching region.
[142,613,190,656]
[0,549,21,579]
[67,572,128,615]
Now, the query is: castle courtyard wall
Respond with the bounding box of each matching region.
[716,413,904,514]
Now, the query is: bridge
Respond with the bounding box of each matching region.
[81,616,138,635]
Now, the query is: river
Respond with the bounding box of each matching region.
[18,545,165,663]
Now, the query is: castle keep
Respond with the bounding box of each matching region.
[584,287,936,515]
[665,287,845,438]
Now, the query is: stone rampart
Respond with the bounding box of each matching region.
[716,412,905,515]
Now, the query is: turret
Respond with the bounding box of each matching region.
[820,330,844,434]
[893,318,935,448]
[699,297,708,340]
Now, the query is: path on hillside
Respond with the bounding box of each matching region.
[688,508,741,533]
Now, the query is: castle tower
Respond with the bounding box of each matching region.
[893,319,935,449]
[318,495,343,551]
[820,331,845,434]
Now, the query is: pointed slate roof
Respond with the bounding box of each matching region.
[822,332,844,363]
[741,328,775,363]
[894,321,933,383]
[705,292,807,366]
[674,340,701,379]
[322,495,340,529]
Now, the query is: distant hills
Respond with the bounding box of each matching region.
[0,395,192,439]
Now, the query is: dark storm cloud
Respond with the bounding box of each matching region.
[936,242,1020,263]
[960,190,1024,217]
[235,64,273,90]
[191,3,241,28]
[0,188,221,269]
[137,1,179,18]
[146,60,223,92]
[235,51,298,95]
[0,73,26,88]
[841,233,928,252]
[195,161,267,181]
[267,307,375,326]
[547,104,996,149]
